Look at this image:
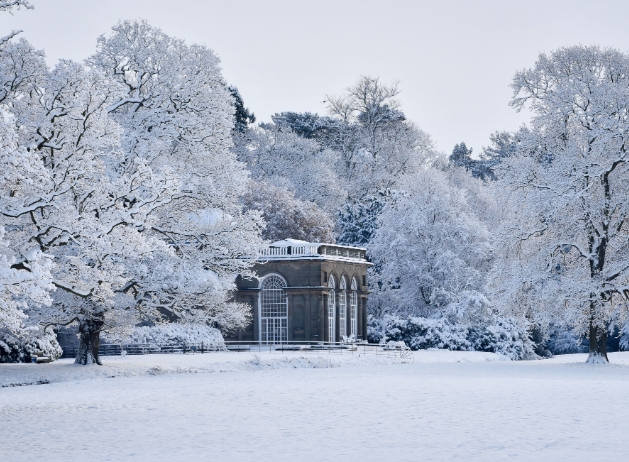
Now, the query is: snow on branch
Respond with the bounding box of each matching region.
[51,280,92,298]
[0,0,32,12]
[106,96,147,113]
[0,30,21,46]
[492,46,629,362]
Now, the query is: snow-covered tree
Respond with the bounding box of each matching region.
[229,86,255,133]
[270,111,324,139]
[481,131,518,164]
[449,142,475,169]
[336,191,388,246]
[325,76,437,198]
[369,168,492,320]
[0,32,44,104]
[235,77,437,247]
[234,124,344,213]
[0,111,54,334]
[2,54,162,364]
[0,0,33,47]
[0,227,53,335]
[243,181,335,243]
[0,5,55,339]
[321,76,439,245]
[78,20,263,362]
[449,142,494,181]
[0,20,263,364]
[491,46,629,363]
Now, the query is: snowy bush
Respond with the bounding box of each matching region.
[0,328,62,363]
[368,315,471,351]
[102,323,225,349]
[545,325,588,355]
[369,315,537,360]
[469,318,537,360]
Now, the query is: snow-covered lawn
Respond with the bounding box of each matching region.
[2,351,629,461]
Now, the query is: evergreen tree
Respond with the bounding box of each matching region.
[481,131,518,162]
[449,142,494,181]
[270,111,324,139]
[336,192,389,246]
[229,86,256,132]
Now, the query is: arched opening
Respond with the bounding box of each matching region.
[339,276,347,340]
[350,277,358,339]
[259,274,288,344]
[328,274,336,343]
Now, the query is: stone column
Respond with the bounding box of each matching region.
[321,294,328,343]
[304,294,311,341]
[361,297,368,341]
[335,289,340,343]
[357,297,363,341]
[287,294,294,341]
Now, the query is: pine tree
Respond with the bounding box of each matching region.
[336,192,388,246]
[229,86,255,132]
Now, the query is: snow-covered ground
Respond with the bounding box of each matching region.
[1,351,629,461]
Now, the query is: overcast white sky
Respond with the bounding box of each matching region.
[2,0,629,154]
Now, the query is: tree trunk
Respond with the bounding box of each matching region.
[586,320,609,363]
[75,318,104,365]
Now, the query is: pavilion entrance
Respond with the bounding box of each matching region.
[259,274,288,343]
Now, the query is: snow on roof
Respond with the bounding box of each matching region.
[269,239,366,251]
[262,238,369,264]
[270,239,311,247]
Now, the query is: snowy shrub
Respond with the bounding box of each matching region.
[545,325,588,355]
[367,315,387,343]
[369,315,537,360]
[399,318,471,351]
[103,323,225,349]
[0,328,62,363]
[368,315,471,351]
[469,318,537,360]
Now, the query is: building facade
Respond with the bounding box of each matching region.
[231,239,371,343]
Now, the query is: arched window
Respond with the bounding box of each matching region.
[260,274,287,344]
[339,276,347,340]
[328,275,336,343]
[350,277,358,338]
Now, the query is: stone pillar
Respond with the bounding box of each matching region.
[361,297,368,341]
[321,294,328,343]
[287,294,294,341]
[304,294,311,341]
[357,297,363,341]
[335,290,340,343]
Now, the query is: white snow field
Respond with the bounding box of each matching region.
[1,351,629,461]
